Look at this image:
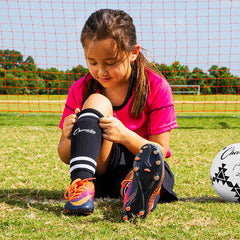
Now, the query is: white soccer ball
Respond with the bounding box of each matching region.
[210,143,240,202]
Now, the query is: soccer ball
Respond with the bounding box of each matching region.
[210,143,240,202]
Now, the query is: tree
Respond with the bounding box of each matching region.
[0,49,24,70]
[156,61,192,94]
[2,71,26,94]
[36,76,47,95]
[57,70,68,95]
[23,56,39,94]
[1,49,239,96]
[66,65,88,87]
[0,67,6,94]
[187,68,210,94]
[208,65,239,94]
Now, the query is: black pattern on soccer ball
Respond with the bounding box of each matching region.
[211,163,240,202]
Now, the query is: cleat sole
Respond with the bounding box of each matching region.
[121,144,164,221]
[139,210,145,216]
[155,160,161,165]
[126,206,131,212]
[154,175,160,181]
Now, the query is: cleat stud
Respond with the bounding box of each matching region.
[154,175,160,181]
[143,145,148,149]
[133,167,139,172]
[155,160,161,165]
[126,206,131,212]
[144,168,151,172]
[139,149,143,153]
[139,210,144,216]
[153,150,158,155]
[135,156,140,161]
[123,216,128,221]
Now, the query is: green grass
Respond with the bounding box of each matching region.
[0,94,240,113]
[0,114,240,239]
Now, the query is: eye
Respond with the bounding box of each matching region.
[89,62,97,66]
[106,61,116,66]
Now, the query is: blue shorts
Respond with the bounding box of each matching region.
[94,143,178,202]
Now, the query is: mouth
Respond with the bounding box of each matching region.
[99,77,111,82]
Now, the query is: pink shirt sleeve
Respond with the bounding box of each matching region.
[147,73,178,158]
[59,87,76,129]
[147,75,178,135]
[59,75,89,129]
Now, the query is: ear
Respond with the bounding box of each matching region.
[129,44,140,62]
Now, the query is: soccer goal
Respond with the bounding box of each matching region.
[0,0,239,113]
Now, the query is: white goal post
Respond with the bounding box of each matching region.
[170,85,200,95]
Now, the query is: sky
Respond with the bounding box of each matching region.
[0,0,240,76]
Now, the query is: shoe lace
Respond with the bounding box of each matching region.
[121,180,132,188]
[64,178,95,201]
[121,180,132,199]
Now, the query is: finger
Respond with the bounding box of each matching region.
[66,115,76,125]
[99,116,112,123]
[63,114,76,129]
[75,108,80,115]
[98,122,109,130]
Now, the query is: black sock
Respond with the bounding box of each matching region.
[70,108,103,181]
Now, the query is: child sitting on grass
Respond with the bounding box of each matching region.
[58,8,178,221]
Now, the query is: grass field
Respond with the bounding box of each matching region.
[0,94,240,113]
[0,113,240,239]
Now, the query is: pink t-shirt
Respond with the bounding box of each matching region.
[59,69,178,158]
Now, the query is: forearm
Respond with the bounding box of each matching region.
[120,128,166,158]
[99,115,170,159]
[120,128,148,155]
[58,135,71,164]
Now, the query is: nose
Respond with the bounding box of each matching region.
[98,65,108,76]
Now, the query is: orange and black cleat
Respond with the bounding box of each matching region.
[64,178,95,215]
[121,144,164,221]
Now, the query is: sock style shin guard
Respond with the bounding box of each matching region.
[70,108,104,181]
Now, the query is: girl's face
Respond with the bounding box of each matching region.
[84,38,139,89]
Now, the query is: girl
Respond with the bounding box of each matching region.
[58,9,178,221]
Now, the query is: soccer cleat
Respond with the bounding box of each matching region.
[64,178,95,215]
[121,144,164,221]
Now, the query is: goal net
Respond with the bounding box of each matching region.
[0,0,239,113]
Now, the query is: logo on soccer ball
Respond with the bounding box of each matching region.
[210,143,240,202]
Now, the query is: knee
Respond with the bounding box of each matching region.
[82,93,113,116]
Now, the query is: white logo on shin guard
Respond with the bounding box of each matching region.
[73,127,96,136]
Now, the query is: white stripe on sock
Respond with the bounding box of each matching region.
[78,112,100,120]
[70,156,97,167]
[70,164,96,174]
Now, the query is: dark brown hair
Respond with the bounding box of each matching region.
[81,9,155,118]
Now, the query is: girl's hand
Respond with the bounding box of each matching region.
[62,108,80,139]
[99,116,128,143]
